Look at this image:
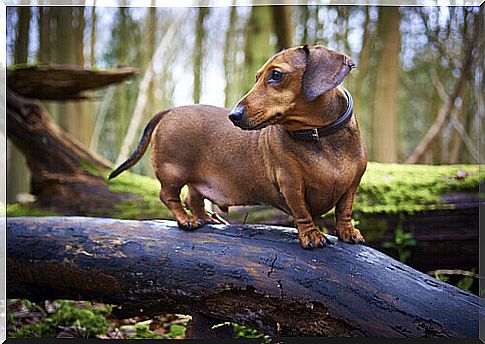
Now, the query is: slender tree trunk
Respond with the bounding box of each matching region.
[8,6,32,202]
[372,7,401,163]
[224,4,238,108]
[52,7,92,147]
[352,7,374,155]
[37,6,51,62]
[193,7,208,104]
[301,5,309,44]
[271,6,293,51]
[14,7,31,64]
[243,6,274,93]
[90,3,96,67]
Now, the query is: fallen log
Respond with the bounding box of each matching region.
[6,65,483,275]
[7,64,138,100]
[6,216,480,338]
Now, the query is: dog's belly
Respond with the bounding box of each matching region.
[193,175,281,208]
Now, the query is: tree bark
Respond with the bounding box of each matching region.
[6,216,479,338]
[371,7,400,163]
[271,6,293,51]
[37,6,51,63]
[14,7,31,64]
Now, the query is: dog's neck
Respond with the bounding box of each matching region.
[282,87,349,132]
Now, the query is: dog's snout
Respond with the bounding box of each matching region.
[229,106,245,125]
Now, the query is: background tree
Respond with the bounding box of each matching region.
[7,6,32,202]
[371,6,401,163]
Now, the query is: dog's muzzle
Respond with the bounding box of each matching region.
[228,105,245,127]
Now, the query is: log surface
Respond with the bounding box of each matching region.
[6,216,480,338]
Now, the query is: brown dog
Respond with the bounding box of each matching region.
[109,44,367,249]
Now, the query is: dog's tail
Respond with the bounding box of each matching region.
[108,109,170,180]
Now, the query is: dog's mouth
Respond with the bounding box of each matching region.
[236,112,283,131]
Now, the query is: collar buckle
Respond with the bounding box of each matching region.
[311,128,320,141]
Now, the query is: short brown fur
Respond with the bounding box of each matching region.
[110,45,368,249]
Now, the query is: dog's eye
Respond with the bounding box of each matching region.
[268,70,284,83]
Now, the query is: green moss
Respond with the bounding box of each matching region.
[105,170,181,220]
[7,204,60,217]
[7,63,48,71]
[6,163,482,220]
[354,163,482,214]
[11,300,110,338]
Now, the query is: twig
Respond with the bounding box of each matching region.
[427,269,482,279]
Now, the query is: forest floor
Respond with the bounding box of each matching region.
[7,299,267,339]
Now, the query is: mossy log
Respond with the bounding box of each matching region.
[7,64,138,100]
[6,216,479,338]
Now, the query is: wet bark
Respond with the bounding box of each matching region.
[6,216,479,338]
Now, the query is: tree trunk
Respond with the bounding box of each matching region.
[14,7,31,64]
[37,6,51,63]
[371,7,400,163]
[271,6,293,51]
[51,7,92,146]
[89,4,96,67]
[223,4,238,108]
[243,6,274,93]
[193,7,208,104]
[9,6,32,202]
[6,216,479,338]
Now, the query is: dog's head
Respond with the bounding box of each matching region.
[228,44,355,130]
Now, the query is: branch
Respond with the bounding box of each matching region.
[405,12,479,164]
[7,65,138,100]
[115,10,189,166]
[6,216,479,338]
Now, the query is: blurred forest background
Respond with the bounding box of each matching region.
[6,5,483,202]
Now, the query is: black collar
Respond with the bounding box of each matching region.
[288,87,354,141]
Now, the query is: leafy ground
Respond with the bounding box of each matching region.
[7,299,269,340]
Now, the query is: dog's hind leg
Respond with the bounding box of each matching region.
[157,178,204,230]
[184,187,227,225]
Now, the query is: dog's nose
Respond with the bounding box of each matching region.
[228,106,245,125]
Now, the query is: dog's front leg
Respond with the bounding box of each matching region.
[335,185,365,244]
[278,177,328,249]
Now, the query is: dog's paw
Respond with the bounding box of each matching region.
[298,228,328,249]
[177,216,205,230]
[337,227,366,245]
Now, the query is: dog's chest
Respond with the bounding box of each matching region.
[279,140,360,213]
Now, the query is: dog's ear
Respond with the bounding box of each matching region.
[302,45,355,102]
